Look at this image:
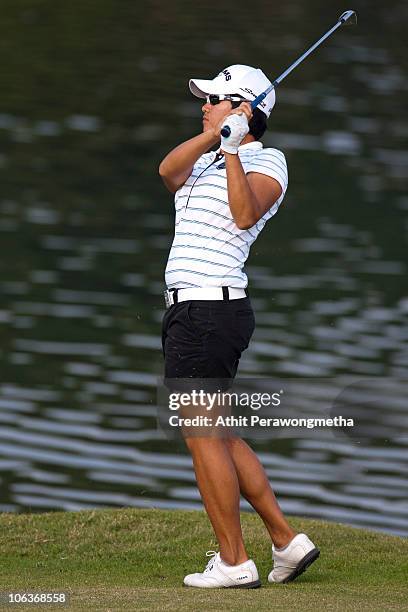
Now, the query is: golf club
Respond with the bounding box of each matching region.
[221,9,357,138]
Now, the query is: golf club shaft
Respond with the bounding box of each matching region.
[248,19,344,112]
[221,10,357,137]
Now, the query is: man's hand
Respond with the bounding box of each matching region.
[220,114,249,154]
[219,102,253,154]
[212,101,253,154]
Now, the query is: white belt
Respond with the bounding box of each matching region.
[164,287,247,309]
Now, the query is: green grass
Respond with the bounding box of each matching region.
[0,508,407,611]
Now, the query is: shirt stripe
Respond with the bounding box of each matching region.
[170,244,243,263]
[174,218,252,246]
[176,194,228,207]
[175,232,247,257]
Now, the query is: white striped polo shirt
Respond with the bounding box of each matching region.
[165,140,288,289]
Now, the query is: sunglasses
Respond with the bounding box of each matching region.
[205,94,246,106]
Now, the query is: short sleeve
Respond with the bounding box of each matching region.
[246,148,288,195]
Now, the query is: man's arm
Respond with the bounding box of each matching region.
[225,153,283,230]
[158,131,219,194]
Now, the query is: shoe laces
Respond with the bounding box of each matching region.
[204,550,218,573]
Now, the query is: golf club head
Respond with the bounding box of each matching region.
[339,10,357,26]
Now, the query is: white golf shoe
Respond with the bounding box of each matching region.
[183,550,261,588]
[268,533,320,583]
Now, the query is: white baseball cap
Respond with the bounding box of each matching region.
[189,64,276,117]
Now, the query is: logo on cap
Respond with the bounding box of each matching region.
[241,86,266,109]
[242,86,256,98]
[222,69,232,81]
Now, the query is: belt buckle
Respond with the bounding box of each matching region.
[164,290,174,309]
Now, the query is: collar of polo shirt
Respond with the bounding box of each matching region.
[216,141,263,154]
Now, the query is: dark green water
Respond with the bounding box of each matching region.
[0,0,407,534]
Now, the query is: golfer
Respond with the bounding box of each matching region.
[159,65,319,588]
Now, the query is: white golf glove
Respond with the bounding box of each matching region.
[220,113,249,154]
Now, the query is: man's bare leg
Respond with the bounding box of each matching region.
[185,435,249,566]
[225,435,296,548]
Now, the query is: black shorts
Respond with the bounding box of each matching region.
[161,297,255,391]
